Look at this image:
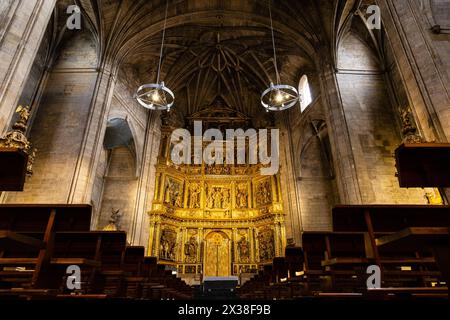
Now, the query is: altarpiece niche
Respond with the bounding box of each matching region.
[147,99,286,282]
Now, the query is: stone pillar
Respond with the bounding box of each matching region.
[0,0,56,134]
[67,64,117,203]
[318,59,363,204]
[129,113,161,247]
[377,0,450,142]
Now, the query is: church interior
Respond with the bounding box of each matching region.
[0,0,449,302]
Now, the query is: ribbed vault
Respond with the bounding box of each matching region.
[64,0,378,117]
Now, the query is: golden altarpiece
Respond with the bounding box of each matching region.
[147,99,286,281]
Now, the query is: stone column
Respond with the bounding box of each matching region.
[377,0,450,142]
[0,0,56,134]
[318,58,363,204]
[129,113,161,247]
[67,64,117,203]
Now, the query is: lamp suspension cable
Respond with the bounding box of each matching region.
[156,0,169,84]
[260,0,299,112]
[135,0,174,111]
[269,0,280,85]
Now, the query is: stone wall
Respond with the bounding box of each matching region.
[4,30,99,203]
[0,0,56,134]
[97,146,138,237]
[336,31,426,204]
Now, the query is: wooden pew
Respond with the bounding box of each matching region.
[376,227,449,296]
[333,205,449,292]
[139,258,192,300]
[284,247,305,298]
[301,232,328,293]
[0,204,92,290]
[302,231,371,294]
[122,246,145,298]
[52,231,127,297]
[91,232,128,296]
[270,257,290,299]
[239,266,273,300]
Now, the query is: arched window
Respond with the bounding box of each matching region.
[299,75,312,112]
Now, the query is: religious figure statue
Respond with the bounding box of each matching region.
[0,105,36,175]
[103,208,122,231]
[164,179,183,207]
[164,181,172,204]
[175,190,183,208]
[184,236,198,263]
[160,229,176,261]
[236,184,248,208]
[237,236,250,263]
[222,189,230,208]
[256,181,272,206]
[399,106,422,144]
[258,229,275,261]
[15,105,30,127]
[189,183,201,208]
[213,188,222,208]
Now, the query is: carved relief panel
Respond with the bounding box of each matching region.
[255,179,272,206]
[163,177,184,208]
[258,228,275,262]
[159,228,177,261]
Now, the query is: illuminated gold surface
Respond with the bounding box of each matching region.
[148,105,286,277]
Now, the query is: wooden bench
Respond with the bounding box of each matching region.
[0,204,92,289]
[376,227,449,294]
[51,231,127,296]
[122,246,145,298]
[302,231,372,293]
[333,205,449,292]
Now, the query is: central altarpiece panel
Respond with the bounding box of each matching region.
[147,99,286,283]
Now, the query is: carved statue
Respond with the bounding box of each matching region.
[258,229,274,261]
[222,189,230,208]
[102,208,122,231]
[399,106,423,143]
[160,229,176,261]
[16,105,30,127]
[189,183,201,208]
[184,236,198,263]
[0,105,36,175]
[213,188,222,208]
[164,181,172,204]
[237,236,250,263]
[164,179,183,207]
[236,184,248,208]
[256,181,271,206]
[175,191,183,207]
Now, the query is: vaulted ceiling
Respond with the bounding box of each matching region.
[54,0,373,117]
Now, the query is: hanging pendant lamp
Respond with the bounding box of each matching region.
[261,0,300,112]
[136,0,174,111]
